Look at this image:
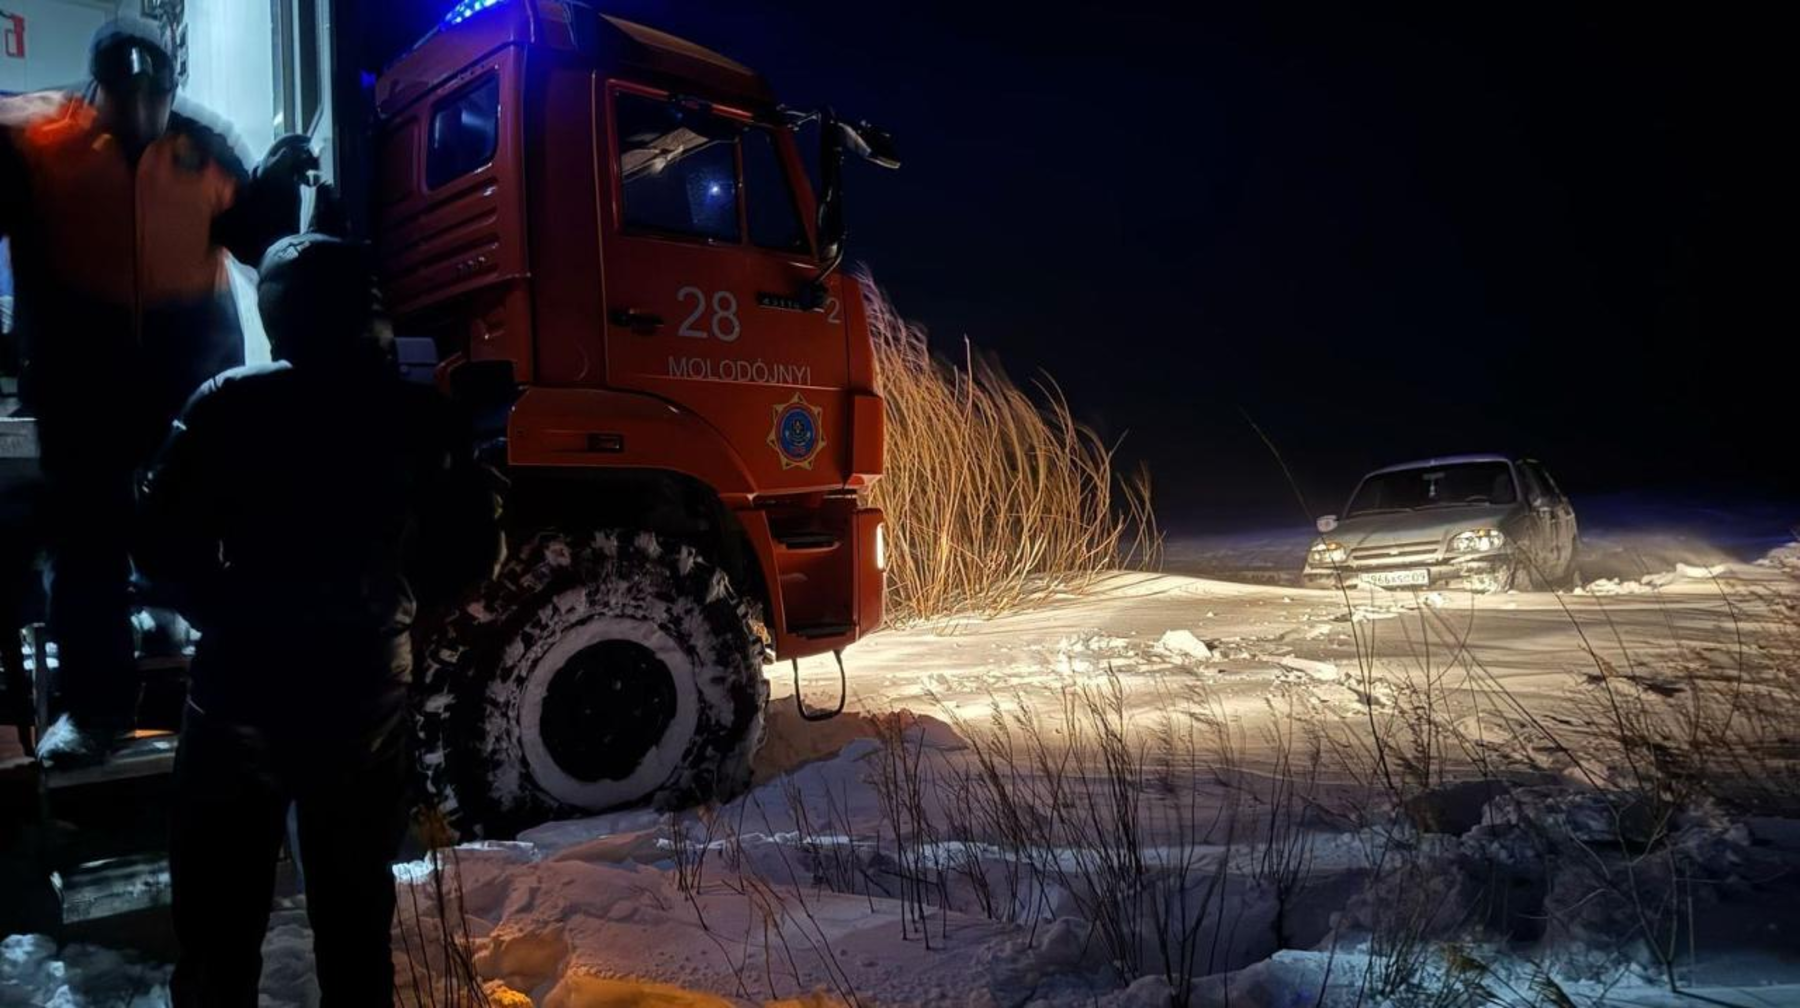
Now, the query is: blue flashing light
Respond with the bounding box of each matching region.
[443,0,505,28]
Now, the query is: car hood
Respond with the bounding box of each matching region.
[1327,504,1520,549]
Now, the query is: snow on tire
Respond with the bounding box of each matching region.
[414,530,767,839]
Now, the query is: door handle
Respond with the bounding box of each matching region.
[609,309,664,335]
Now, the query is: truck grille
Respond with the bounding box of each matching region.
[1349,539,1441,564]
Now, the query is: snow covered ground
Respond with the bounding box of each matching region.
[413,540,1800,1006]
[7,541,1800,1007]
[787,541,1798,755]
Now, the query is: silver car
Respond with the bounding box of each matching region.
[1304,454,1579,593]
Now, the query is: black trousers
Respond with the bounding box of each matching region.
[40,435,140,731]
[31,357,229,733]
[169,698,408,1008]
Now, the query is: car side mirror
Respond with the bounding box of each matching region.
[1316,515,1339,533]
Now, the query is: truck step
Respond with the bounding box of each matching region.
[788,622,854,640]
[58,853,172,925]
[773,531,840,551]
[46,733,178,790]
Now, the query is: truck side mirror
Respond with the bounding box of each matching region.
[814,110,901,265]
[843,121,901,170]
[816,112,847,264]
[1316,515,1339,533]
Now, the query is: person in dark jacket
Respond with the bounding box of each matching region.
[0,17,316,767]
[139,232,496,1008]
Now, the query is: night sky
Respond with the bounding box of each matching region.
[368,3,1792,532]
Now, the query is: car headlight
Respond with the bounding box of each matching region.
[1308,540,1348,565]
[1452,528,1506,553]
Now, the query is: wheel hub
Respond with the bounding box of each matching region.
[539,639,679,783]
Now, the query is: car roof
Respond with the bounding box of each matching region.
[1366,453,1518,476]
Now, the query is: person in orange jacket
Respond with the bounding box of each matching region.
[0,17,316,768]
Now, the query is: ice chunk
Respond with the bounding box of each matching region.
[1155,629,1213,661]
[1276,657,1339,681]
[0,935,170,1008]
[1675,562,1729,579]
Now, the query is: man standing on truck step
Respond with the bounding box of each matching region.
[140,231,496,1007]
[0,16,317,769]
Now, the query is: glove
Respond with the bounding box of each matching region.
[307,180,350,238]
[258,134,319,185]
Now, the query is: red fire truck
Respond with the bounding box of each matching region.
[375,0,899,836]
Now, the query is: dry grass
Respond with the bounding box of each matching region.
[664,796,868,1007]
[1565,584,1800,818]
[998,557,1789,999]
[395,823,491,1008]
[916,677,1267,1003]
[859,271,1159,622]
[867,711,953,947]
[1310,555,1800,998]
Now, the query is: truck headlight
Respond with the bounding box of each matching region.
[1308,540,1347,565]
[1452,528,1506,553]
[874,521,888,572]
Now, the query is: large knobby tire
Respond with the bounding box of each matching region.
[415,530,767,839]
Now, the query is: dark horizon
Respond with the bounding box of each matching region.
[365,2,1795,533]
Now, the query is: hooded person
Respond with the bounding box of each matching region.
[138,233,497,1008]
[0,16,319,767]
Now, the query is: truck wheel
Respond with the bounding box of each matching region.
[414,530,767,839]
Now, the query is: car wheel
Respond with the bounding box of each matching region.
[1507,558,1544,593]
[1559,543,1584,592]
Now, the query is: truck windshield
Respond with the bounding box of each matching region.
[1346,462,1518,515]
[616,92,742,242]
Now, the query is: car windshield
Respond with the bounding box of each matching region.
[1346,462,1517,515]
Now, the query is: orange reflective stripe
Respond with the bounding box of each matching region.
[18,95,93,148]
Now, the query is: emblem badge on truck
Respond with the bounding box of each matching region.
[768,394,826,470]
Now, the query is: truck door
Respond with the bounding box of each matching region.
[596,82,851,490]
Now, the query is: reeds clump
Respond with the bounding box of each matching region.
[395,810,491,1008]
[859,271,1159,623]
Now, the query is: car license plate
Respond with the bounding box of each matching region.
[1361,568,1429,588]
